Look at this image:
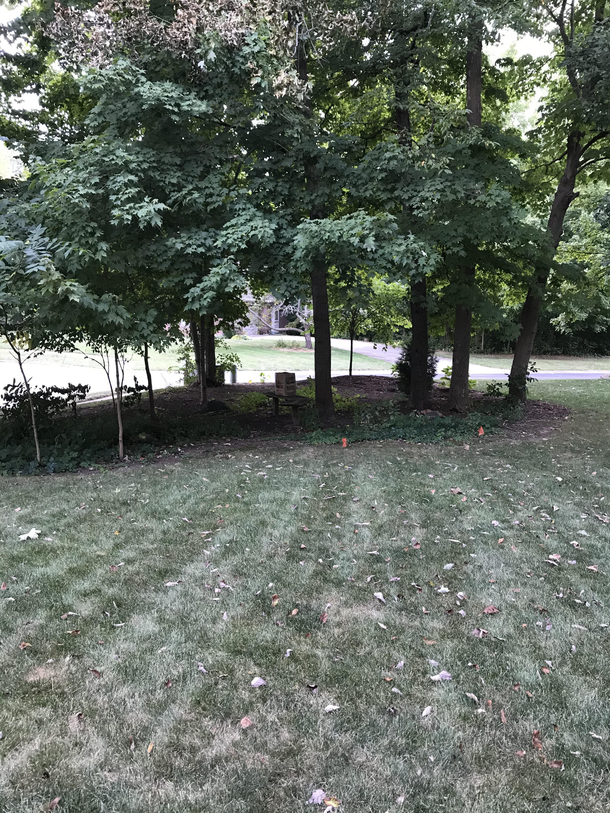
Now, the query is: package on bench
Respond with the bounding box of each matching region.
[275,371,297,397]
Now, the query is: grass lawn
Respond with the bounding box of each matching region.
[225,338,392,372]
[0,338,392,376]
[1,381,610,811]
[438,350,610,372]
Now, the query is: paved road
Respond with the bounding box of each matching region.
[329,340,610,380]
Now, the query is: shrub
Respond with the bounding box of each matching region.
[0,382,90,437]
[234,392,269,412]
[393,343,437,395]
[438,365,476,390]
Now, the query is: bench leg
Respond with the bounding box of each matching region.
[291,405,300,426]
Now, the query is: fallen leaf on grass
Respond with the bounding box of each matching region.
[430,671,452,682]
[0,582,6,591]
[47,799,61,811]
[147,742,154,754]
[378,622,388,629]
[290,608,299,616]
[516,750,526,757]
[307,789,326,805]
[19,528,41,541]
[395,660,405,670]
[197,663,208,673]
[548,760,564,769]
[423,638,436,645]
[251,677,266,687]
[324,797,341,809]
[68,712,84,733]
[590,732,603,740]
[271,594,280,607]
[587,565,599,573]
[240,716,253,729]
[422,706,432,718]
[483,605,499,615]
[320,612,328,624]
[374,592,386,603]
[19,642,31,650]
[465,692,479,704]
[324,704,340,713]
[478,426,484,436]
[532,730,543,751]
[471,628,488,638]
[164,581,182,587]
[89,669,101,678]
[501,709,507,724]
[450,487,463,495]
[437,586,449,594]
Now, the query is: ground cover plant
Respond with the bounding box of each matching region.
[1,381,609,812]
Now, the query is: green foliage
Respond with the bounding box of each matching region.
[393,343,437,395]
[297,377,360,413]
[0,381,90,436]
[438,365,476,390]
[307,412,499,445]
[275,339,304,349]
[233,392,268,413]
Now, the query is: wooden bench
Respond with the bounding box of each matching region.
[264,392,312,426]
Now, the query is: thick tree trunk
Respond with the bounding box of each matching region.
[304,331,313,350]
[448,299,472,411]
[296,17,334,420]
[508,131,582,401]
[143,342,155,420]
[448,29,481,411]
[114,345,124,461]
[410,277,429,410]
[311,257,334,419]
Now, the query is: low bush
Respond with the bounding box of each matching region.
[393,343,437,395]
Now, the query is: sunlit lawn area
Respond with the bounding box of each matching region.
[1,380,610,811]
[438,350,610,372]
[0,338,392,376]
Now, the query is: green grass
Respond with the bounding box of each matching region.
[1,381,610,811]
[0,338,392,376]
[438,350,610,372]
[226,338,392,372]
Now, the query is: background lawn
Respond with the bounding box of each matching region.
[438,350,610,371]
[1,381,609,812]
[0,338,393,376]
[223,338,393,372]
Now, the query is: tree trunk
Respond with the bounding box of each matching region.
[198,315,207,408]
[190,319,202,388]
[349,331,354,379]
[311,257,334,419]
[304,331,313,350]
[508,130,582,401]
[114,345,124,461]
[9,340,41,464]
[143,342,155,420]
[410,277,429,410]
[205,315,217,387]
[296,15,334,420]
[448,28,482,411]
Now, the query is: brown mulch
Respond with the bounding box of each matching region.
[81,375,571,444]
